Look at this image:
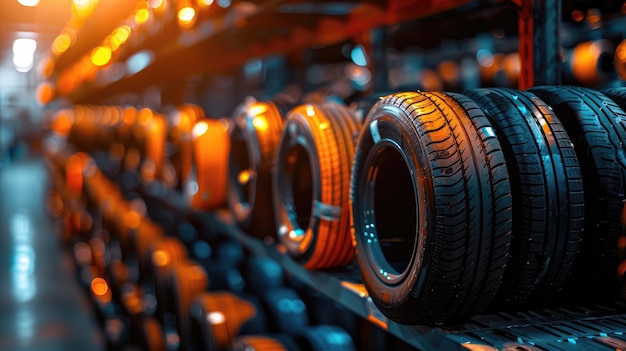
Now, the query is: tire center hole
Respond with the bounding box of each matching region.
[373,145,417,274]
[286,144,313,230]
[230,127,251,202]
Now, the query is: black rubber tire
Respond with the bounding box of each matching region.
[273,102,360,269]
[228,334,301,351]
[529,86,626,299]
[465,88,585,306]
[243,256,284,293]
[228,100,288,239]
[166,260,209,351]
[601,87,626,109]
[140,316,166,351]
[189,291,267,350]
[144,237,188,319]
[258,287,309,335]
[351,91,512,324]
[296,325,356,351]
[600,87,626,300]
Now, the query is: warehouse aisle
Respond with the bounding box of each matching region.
[0,157,105,351]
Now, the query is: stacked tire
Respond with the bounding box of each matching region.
[350,87,626,324]
[351,92,513,323]
[272,102,361,269]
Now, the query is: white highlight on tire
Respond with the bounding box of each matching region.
[370,120,381,143]
[207,312,225,325]
[313,200,341,221]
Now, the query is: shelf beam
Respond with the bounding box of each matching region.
[516,0,561,89]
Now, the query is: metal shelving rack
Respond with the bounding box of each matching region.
[48,1,626,349]
[47,0,554,104]
[137,180,626,351]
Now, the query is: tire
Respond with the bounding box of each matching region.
[243,256,284,292]
[131,220,164,273]
[190,118,231,210]
[465,88,584,306]
[258,287,309,335]
[273,102,361,269]
[529,86,626,299]
[601,87,626,109]
[189,291,267,350]
[198,240,246,291]
[140,316,166,351]
[350,91,512,324]
[169,104,202,191]
[228,100,288,238]
[229,335,300,351]
[166,260,209,350]
[296,325,356,351]
[144,237,188,319]
[600,87,626,300]
[141,110,167,182]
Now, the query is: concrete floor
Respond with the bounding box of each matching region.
[0,157,105,351]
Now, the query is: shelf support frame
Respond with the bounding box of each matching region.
[515,0,562,89]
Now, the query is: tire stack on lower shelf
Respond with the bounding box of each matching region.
[47,146,359,350]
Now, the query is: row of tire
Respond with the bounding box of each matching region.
[48,151,370,351]
[49,85,626,325]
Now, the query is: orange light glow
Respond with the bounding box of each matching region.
[138,108,153,126]
[36,81,54,105]
[616,39,626,80]
[52,34,71,55]
[90,46,111,67]
[112,26,131,49]
[177,7,196,28]
[249,103,268,116]
[91,277,109,296]
[51,110,74,135]
[198,0,214,8]
[149,0,164,9]
[618,261,626,277]
[149,0,166,16]
[238,169,254,185]
[192,121,209,138]
[123,211,141,229]
[66,153,87,195]
[72,0,97,18]
[252,116,268,131]
[571,10,584,22]
[135,8,150,25]
[38,56,55,78]
[123,107,138,125]
[152,250,170,267]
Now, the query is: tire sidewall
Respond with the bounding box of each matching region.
[352,102,433,311]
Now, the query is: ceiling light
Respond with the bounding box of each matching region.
[17,0,40,7]
[13,38,37,56]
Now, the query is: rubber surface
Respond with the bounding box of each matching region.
[530,86,626,300]
[189,291,267,350]
[465,88,584,306]
[351,91,512,323]
[191,118,230,210]
[273,102,360,269]
[166,260,208,350]
[228,100,287,238]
